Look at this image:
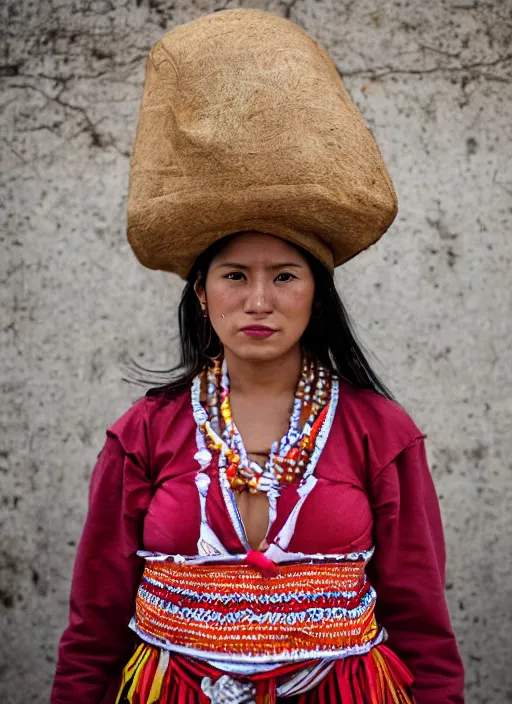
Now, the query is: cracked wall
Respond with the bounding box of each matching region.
[1,1,511,702]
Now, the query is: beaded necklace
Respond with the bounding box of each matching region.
[192,355,333,494]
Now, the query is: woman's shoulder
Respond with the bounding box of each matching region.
[337,378,422,435]
[335,378,425,472]
[106,382,192,453]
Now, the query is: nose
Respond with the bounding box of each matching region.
[243,278,273,315]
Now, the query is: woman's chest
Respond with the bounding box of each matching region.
[142,449,373,556]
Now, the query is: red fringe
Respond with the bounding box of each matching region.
[116,643,414,704]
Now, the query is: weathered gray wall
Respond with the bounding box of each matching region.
[1,0,511,702]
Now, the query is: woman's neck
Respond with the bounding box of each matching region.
[224,345,303,399]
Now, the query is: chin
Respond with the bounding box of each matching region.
[225,340,296,363]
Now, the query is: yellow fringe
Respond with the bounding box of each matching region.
[147,649,170,704]
[115,644,153,704]
[127,648,153,702]
[372,649,414,704]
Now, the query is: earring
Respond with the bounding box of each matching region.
[201,301,208,318]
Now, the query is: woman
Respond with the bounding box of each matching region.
[51,8,464,704]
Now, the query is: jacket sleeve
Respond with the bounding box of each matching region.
[51,401,153,704]
[367,436,465,704]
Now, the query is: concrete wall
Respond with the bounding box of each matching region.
[1,1,511,702]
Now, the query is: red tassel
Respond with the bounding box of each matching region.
[137,649,159,700]
[243,549,278,576]
[254,678,275,704]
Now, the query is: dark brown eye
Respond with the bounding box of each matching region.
[275,272,296,282]
[225,272,246,280]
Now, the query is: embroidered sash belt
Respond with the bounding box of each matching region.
[130,558,385,663]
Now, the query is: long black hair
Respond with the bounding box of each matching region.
[129,234,394,401]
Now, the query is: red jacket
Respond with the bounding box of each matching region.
[51,380,464,703]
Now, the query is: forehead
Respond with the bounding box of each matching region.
[214,232,308,264]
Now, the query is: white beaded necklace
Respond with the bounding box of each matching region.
[191,356,334,494]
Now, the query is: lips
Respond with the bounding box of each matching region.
[241,325,277,339]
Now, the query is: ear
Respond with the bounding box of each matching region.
[193,272,206,305]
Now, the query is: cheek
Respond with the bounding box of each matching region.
[205,280,239,313]
[281,285,314,318]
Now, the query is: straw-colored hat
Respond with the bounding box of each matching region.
[127,8,397,279]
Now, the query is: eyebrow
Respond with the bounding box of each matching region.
[215,262,304,270]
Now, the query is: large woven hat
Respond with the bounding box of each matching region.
[127,8,397,279]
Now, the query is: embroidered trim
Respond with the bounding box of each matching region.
[130,558,384,663]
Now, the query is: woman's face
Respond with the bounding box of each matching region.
[197,232,316,363]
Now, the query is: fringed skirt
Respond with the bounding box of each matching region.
[115,642,415,704]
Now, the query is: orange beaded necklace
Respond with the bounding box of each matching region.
[197,356,332,494]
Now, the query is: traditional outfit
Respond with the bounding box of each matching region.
[52,376,464,703]
[52,8,464,703]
